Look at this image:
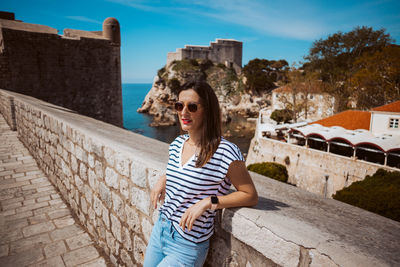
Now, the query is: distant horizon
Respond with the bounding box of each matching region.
[3,0,399,83]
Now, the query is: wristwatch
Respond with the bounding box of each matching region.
[210,195,219,210]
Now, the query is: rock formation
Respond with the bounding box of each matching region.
[137,59,271,127]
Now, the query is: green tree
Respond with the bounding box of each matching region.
[304,26,394,111]
[351,45,400,109]
[243,58,288,94]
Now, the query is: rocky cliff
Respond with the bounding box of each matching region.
[137,59,271,126]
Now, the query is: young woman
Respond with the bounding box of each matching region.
[144,80,258,267]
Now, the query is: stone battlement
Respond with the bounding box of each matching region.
[0,12,122,127]
[167,38,243,73]
[1,88,399,266]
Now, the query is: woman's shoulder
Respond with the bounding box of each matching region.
[170,134,188,146]
[219,137,240,151]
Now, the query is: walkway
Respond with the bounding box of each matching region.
[0,114,108,266]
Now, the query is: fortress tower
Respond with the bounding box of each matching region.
[167,39,243,73]
[0,11,123,127]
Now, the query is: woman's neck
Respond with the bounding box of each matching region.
[187,131,201,146]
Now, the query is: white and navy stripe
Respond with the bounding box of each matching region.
[160,134,244,243]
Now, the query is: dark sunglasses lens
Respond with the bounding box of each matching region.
[188,103,198,112]
[175,102,184,111]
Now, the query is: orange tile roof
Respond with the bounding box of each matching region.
[372,100,400,112]
[311,110,371,130]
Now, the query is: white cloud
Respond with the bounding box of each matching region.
[65,16,102,25]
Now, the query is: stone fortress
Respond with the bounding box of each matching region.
[0,11,123,127]
[167,38,243,72]
[1,12,400,267]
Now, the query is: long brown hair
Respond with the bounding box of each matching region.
[178,80,222,168]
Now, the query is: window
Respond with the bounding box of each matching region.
[389,118,399,129]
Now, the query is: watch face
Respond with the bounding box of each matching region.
[211,196,218,204]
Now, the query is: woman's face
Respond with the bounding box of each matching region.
[177,89,204,133]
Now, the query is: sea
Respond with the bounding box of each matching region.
[122,83,255,155]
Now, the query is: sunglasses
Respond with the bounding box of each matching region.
[174,102,200,113]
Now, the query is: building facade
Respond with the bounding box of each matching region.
[167,38,243,73]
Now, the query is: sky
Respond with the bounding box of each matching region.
[2,0,400,83]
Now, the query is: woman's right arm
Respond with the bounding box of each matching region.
[150,174,166,209]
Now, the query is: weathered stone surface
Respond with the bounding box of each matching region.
[122,226,133,251]
[112,191,125,220]
[44,240,67,258]
[65,233,93,250]
[121,248,134,267]
[119,177,130,200]
[131,187,150,216]
[0,247,44,266]
[99,182,112,208]
[141,217,153,243]
[131,161,147,188]
[125,205,140,233]
[105,167,119,189]
[115,152,130,177]
[133,235,146,265]
[62,245,99,267]
[111,213,122,242]
[50,224,84,241]
[22,221,56,237]
[104,147,115,167]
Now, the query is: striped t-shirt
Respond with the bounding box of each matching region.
[159,134,244,243]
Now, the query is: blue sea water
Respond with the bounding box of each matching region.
[122,83,180,144]
[122,83,254,154]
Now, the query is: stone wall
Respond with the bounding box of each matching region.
[246,135,398,197]
[1,89,400,267]
[0,14,123,127]
[167,39,242,72]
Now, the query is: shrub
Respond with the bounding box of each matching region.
[270,109,293,124]
[333,169,400,222]
[157,67,166,78]
[247,162,288,183]
[167,78,181,94]
[172,59,201,72]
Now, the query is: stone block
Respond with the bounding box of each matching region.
[125,204,140,233]
[31,255,65,267]
[106,230,117,255]
[0,247,44,266]
[93,195,103,216]
[44,240,67,258]
[121,248,135,267]
[81,196,88,214]
[133,235,146,265]
[115,152,131,177]
[79,163,88,181]
[83,136,93,153]
[65,233,93,250]
[70,154,78,174]
[62,246,99,267]
[119,178,130,201]
[74,175,83,189]
[92,142,103,158]
[104,147,116,168]
[50,224,84,241]
[95,160,104,179]
[112,191,125,220]
[9,233,51,254]
[75,145,88,164]
[88,153,95,168]
[102,205,110,230]
[22,221,55,237]
[122,226,133,251]
[141,217,153,243]
[131,187,150,216]
[53,215,75,228]
[99,182,112,208]
[111,213,122,242]
[76,257,107,267]
[105,167,119,189]
[83,184,97,205]
[147,168,162,189]
[131,161,147,188]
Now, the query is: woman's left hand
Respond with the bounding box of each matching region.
[179,198,211,232]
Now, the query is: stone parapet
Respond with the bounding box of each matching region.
[1,88,400,267]
[246,136,398,197]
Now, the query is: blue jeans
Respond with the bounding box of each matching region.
[143,213,210,267]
